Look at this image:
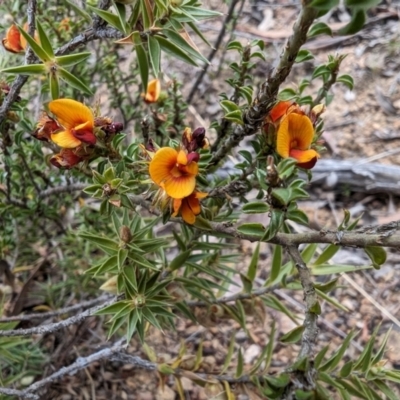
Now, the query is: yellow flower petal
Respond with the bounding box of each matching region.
[181,200,196,224]
[49,99,94,130]
[177,149,188,166]
[172,198,182,217]
[163,175,196,199]
[149,147,178,186]
[276,116,290,158]
[289,148,319,163]
[187,194,201,215]
[51,130,81,148]
[287,113,314,150]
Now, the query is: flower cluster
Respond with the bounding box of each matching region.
[146,127,208,224]
[33,98,123,168]
[265,101,324,169]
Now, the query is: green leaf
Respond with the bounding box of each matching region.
[372,380,398,400]
[237,223,264,238]
[308,22,332,38]
[271,188,292,206]
[311,263,372,275]
[320,330,357,372]
[262,209,284,241]
[55,52,92,67]
[49,71,59,100]
[58,66,93,95]
[235,348,244,378]
[344,0,380,9]
[314,244,340,265]
[286,209,309,225]
[308,0,339,10]
[277,88,297,101]
[80,232,119,252]
[117,248,128,269]
[340,361,354,378]
[63,0,92,21]
[280,325,304,343]
[114,2,128,34]
[2,64,46,76]
[314,277,339,293]
[314,345,330,368]
[154,35,198,66]
[338,9,367,35]
[371,325,392,365]
[226,40,243,52]
[364,246,387,269]
[94,300,131,315]
[148,36,161,76]
[312,65,330,80]
[247,242,260,282]
[140,0,154,30]
[316,288,349,312]
[301,243,318,264]
[242,202,269,214]
[169,250,191,271]
[35,20,54,58]
[337,74,354,90]
[87,5,125,32]
[270,245,282,283]
[220,99,240,113]
[132,32,149,91]
[17,24,51,62]
[295,49,314,63]
[224,110,244,125]
[220,334,236,374]
[162,28,208,64]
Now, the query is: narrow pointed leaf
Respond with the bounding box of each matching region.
[270,245,282,282]
[63,0,92,21]
[55,52,92,67]
[35,20,54,58]
[49,71,59,100]
[114,2,128,34]
[247,242,260,282]
[133,32,149,90]
[148,35,161,76]
[58,66,93,95]
[17,25,51,62]
[154,35,198,66]
[87,6,125,32]
[2,64,46,76]
[162,28,208,64]
[280,325,304,343]
[235,348,244,378]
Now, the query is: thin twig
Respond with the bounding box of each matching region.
[287,246,318,360]
[0,296,118,337]
[22,339,125,396]
[186,0,241,104]
[0,387,38,400]
[0,295,110,323]
[38,183,87,199]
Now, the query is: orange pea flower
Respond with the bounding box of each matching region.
[143,79,160,104]
[276,112,319,169]
[50,149,83,169]
[269,101,294,123]
[49,99,96,148]
[2,23,39,53]
[172,191,207,224]
[2,25,24,53]
[149,147,199,199]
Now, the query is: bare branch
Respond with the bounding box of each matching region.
[0,387,38,400]
[0,296,117,337]
[22,339,125,396]
[38,183,87,199]
[287,245,318,360]
[0,295,109,323]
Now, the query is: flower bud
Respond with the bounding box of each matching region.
[119,225,132,244]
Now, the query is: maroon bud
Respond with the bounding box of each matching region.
[187,152,200,164]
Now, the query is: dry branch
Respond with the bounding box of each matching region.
[310,159,400,196]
